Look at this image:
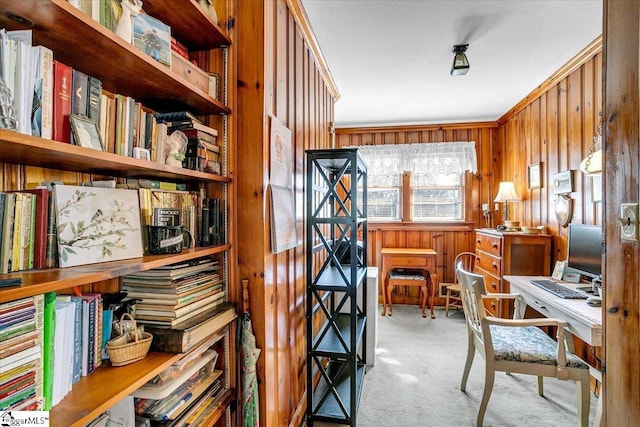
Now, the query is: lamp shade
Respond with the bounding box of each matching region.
[579,148,602,176]
[494,181,521,202]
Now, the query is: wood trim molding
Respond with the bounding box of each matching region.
[497,35,603,125]
[336,121,498,134]
[286,0,340,100]
[368,222,475,232]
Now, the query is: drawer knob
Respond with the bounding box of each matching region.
[492,263,498,270]
[492,243,498,249]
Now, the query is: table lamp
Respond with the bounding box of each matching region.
[494,181,521,228]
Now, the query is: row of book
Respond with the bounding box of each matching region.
[1,28,222,175]
[0,189,55,274]
[0,291,109,411]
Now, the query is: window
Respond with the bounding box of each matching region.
[358,142,476,222]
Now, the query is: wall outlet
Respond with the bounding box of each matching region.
[621,203,639,241]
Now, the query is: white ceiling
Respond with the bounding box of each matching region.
[300,0,603,128]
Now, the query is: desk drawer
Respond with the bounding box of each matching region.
[476,233,502,256]
[387,255,429,268]
[476,251,502,277]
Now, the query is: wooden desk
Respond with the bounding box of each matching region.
[381,248,437,319]
[505,275,603,426]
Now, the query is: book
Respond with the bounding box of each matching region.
[42,292,56,410]
[155,111,200,123]
[165,120,218,139]
[145,303,236,353]
[0,193,14,274]
[180,128,218,143]
[52,60,72,142]
[31,45,54,139]
[71,69,88,117]
[135,296,224,326]
[11,192,23,272]
[45,189,58,269]
[56,295,83,384]
[87,76,102,123]
[135,291,225,320]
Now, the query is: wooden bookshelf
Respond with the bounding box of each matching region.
[0,0,230,115]
[50,351,183,427]
[0,0,236,424]
[0,130,231,183]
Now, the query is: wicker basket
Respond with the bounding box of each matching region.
[106,313,153,367]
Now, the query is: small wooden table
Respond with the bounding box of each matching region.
[380,248,437,319]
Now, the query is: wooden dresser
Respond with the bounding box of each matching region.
[474,229,552,316]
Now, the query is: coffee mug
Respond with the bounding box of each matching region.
[147,225,192,254]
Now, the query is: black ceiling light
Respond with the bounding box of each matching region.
[450,44,470,76]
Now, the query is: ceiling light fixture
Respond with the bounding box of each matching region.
[450,44,470,76]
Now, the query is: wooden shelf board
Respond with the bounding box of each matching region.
[0,245,231,302]
[0,0,229,115]
[51,351,183,427]
[143,0,231,50]
[0,130,231,183]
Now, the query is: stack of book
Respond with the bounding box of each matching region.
[0,295,44,411]
[123,258,226,329]
[155,111,221,175]
[132,334,230,425]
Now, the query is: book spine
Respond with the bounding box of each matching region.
[32,46,54,140]
[11,193,23,272]
[52,61,72,143]
[0,194,14,274]
[18,193,32,270]
[42,292,56,411]
[71,69,89,117]
[0,193,5,273]
[70,297,83,384]
[27,189,49,269]
[86,297,96,373]
[27,193,36,270]
[87,76,102,123]
[45,190,58,269]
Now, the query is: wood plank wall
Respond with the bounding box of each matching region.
[235,1,336,425]
[336,123,499,287]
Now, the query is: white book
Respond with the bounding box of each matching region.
[7,30,33,135]
[31,45,53,139]
[0,344,41,373]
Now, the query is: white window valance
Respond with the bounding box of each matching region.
[357,141,477,175]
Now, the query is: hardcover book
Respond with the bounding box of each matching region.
[31,45,53,140]
[52,61,72,143]
[145,303,236,353]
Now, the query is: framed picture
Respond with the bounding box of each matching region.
[552,260,566,280]
[133,147,151,161]
[132,12,172,68]
[552,170,574,195]
[528,162,542,189]
[69,114,104,151]
[54,186,143,267]
[554,195,573,228]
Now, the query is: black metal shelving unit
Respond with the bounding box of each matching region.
[306,148,367,426]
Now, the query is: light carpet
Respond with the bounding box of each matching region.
[352,305,598,427]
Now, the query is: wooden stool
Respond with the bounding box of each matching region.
[386,270,429,318]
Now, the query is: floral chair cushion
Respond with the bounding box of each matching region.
[389,272,425,280]
[489,325,588,369]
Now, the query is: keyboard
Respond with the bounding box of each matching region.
[529,279,588,299]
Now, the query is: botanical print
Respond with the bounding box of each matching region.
[54,186,143,267]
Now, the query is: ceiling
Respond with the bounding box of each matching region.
[300,0,603,128]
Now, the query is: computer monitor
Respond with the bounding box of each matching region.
[566,223,603,280]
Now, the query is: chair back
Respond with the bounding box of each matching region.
[454,252,476,284]
[456,263,489,348]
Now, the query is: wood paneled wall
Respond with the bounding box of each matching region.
[335,123,499,285]
[497,46,603,263]
[235,1,336,426]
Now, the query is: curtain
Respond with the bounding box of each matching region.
[357,141,477,175]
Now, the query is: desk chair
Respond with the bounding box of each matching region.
[456,265,590,427]
[445,251,476,317]
[387,270,428,318]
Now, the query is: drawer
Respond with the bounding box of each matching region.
[476,251,502,276]
[475,267,501,293]
[475,233,502,256]
[386,255,429,268]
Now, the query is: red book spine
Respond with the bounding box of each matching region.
[52,61,72,143]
